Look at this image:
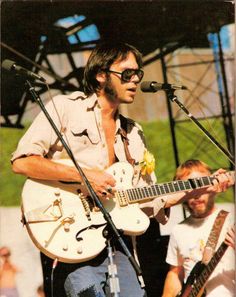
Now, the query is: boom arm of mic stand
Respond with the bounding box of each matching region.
[167,90,235,166]
[25,80,142,276]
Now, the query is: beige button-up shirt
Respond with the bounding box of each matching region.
[12,91,168,223]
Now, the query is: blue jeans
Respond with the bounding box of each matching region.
[64,250,146,297]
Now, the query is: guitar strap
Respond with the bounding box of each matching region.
[202,209,229,264]
[119,115,136,166]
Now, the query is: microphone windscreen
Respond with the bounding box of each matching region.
[140,81,153,92]
[2,59,15,71]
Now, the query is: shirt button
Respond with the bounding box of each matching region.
[102,143,106,148]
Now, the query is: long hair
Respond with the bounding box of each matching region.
[83,42,143,96]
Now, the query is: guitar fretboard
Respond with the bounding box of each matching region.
[189,242,228,297]
[116,171,234,206]
[125,176,213,204]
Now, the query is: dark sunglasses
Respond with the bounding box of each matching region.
[105,68,144,82]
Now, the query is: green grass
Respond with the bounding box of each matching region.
[1,119,234,206]
[1,125,29,206]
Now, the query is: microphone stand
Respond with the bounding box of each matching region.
[25,80,142,277]
[103,227,120,297]
[166,89,235,166]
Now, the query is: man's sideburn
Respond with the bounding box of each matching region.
[104,75,118,102]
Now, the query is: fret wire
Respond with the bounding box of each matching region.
[133,188,139,201]
[155,185,161,196]
[148,186,154,197]
[195,282,202,290]
[197,178,202,188]
[178,180,185,191]
[211,256,217,266]
[196,177,203,187]
[206,263,212,274]
[165,182,171,193]
[184,180,191,190]
[133,189,138,201]
[201,269,208,282]
[168,182,174,193]
[202,176,211,186]
[159,184,165,195]
[198,274,205,286]
[141,187,146,198]
[191,287,198,297]
[198,277,205,288]
[164,183,169,194]
[137,188,142,201]
[152,185,158,196]
[144,187,150,198]
[132,188,137,200]
[148,186,153,197]
[127,189,135,201]
[151,185,157,196]
[189,178,198,189]
[173,181,180,191]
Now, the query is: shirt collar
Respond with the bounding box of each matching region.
[86,93,122,134]
[66,91,99,111]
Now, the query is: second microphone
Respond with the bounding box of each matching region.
[141,81,187,92]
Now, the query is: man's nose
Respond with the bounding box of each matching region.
[131,74,140,83]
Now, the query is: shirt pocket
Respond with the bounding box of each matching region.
[70,127,100,147]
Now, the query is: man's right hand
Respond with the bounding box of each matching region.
[84,168,116,199]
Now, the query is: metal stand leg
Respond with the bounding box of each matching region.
[107,239,120,297]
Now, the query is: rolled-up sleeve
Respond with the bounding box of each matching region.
[11,96,65,162]
[166,230,180,266]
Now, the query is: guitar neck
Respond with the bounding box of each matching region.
[189,242,228,297]
[118,171,234,205]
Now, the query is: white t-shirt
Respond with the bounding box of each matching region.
[166,208,235,297]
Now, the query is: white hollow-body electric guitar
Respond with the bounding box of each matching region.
[21,160,234,264]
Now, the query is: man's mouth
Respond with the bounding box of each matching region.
[192,200,205,207]
[127,87,137,94]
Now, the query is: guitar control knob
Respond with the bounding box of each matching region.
[63,244,68,251]
[64,223,70,232]
[54,188,61,196]
[77,246,83,254]
[69,213,75,219]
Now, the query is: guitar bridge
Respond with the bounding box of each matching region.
[80,194,91,221]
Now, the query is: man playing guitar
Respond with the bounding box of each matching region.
[162,160,235,297]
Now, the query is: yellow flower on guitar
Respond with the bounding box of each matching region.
[139,150,155,175]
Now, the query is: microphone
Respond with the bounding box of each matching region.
[140,81,187,92]
[2,59,46,82]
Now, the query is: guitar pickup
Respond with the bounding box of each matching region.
[24,199,63,223]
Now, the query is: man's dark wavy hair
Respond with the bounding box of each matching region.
[83,42,143,96]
